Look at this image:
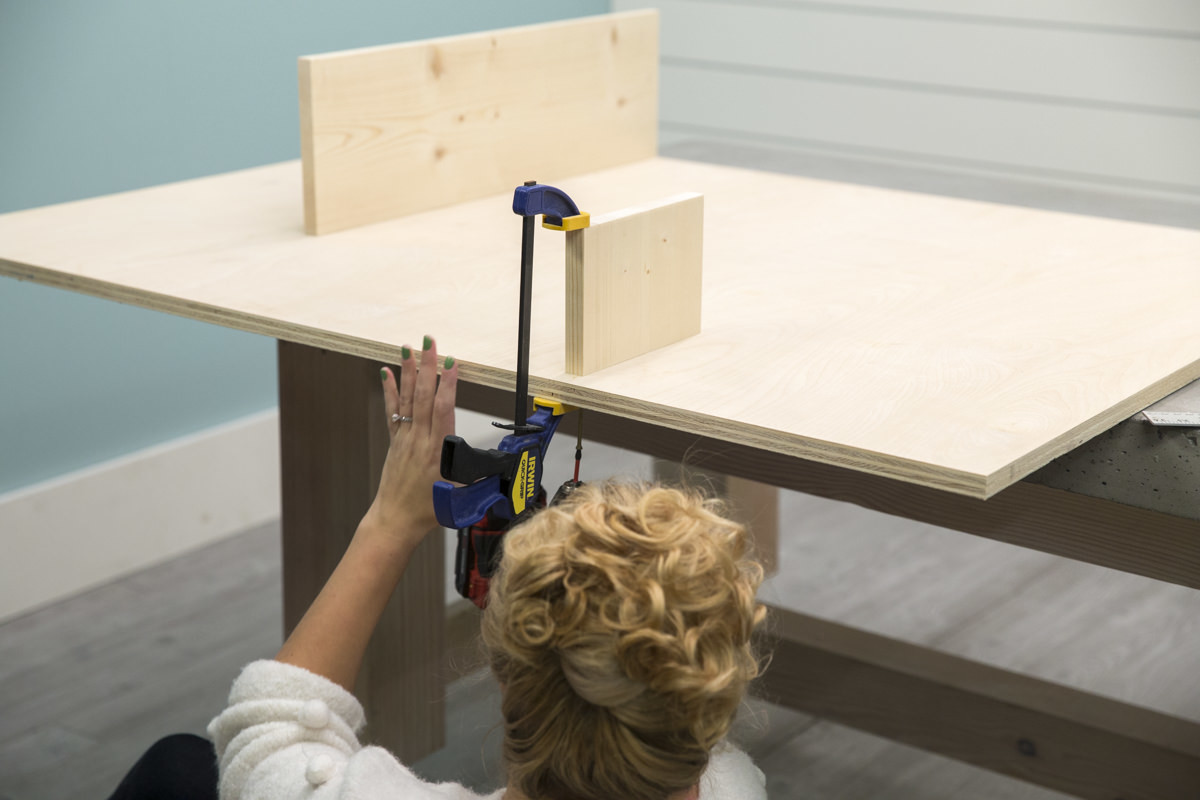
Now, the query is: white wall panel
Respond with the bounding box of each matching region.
[658,1,1200,111]
[619,0,1200,202]
[662,63,1200,193]
[814,0,1200,34]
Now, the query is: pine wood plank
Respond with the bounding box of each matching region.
[565,193,702,374]
[299,11,658,235]
[758,606,1200,800]
[278,342,445,762]
[2,158,1198,497]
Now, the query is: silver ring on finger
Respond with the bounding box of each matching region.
[391,414,414,424]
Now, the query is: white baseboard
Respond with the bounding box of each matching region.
[0,410,281,623]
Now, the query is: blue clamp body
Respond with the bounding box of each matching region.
[512,183,582,227]
[432,402,566,530]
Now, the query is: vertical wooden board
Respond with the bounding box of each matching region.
[299,11,659,235]
[566,192,702,374]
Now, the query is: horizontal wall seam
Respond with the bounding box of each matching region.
[659,120,1200,197]
[671,0,1200,41]
[662,56,1200,119]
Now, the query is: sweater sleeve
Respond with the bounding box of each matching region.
[206,659,368,799]
[207,660,497,800]
[700,742,769,800]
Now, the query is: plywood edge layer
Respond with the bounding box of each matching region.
[565,232,584,375]
[298,60,317,236]
[985,360,1200,498]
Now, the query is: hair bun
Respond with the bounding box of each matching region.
[481,480,766,800]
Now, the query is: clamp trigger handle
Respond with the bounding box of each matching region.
[440,435,517,484]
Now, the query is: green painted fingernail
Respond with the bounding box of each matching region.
[444,356,455,368]
[380,367,387,382]
[401,346,411,360]
[423,335,433,350]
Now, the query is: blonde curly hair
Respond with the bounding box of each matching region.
[480,480,767,800]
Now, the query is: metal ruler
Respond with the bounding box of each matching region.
[1140,379,1200,426]
[1142,410,1200,426]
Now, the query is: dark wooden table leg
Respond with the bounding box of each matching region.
[278,341,445,761]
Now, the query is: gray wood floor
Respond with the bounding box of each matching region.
[3,428,1198,798]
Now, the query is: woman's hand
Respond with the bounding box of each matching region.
[360,335,458,548]
[275,338,456,689]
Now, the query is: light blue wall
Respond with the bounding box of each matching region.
[0,0,608,495]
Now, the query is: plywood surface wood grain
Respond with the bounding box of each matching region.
[299,11,658,235]
[566,192,702,374]
[1,157,1199,498]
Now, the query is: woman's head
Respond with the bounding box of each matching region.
[480,481,766,800]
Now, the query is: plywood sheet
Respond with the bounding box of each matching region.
[299,11,658,235]
[565,192,702,374]
[1,157,1198,498]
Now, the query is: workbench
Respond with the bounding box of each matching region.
[3,13,1200,798]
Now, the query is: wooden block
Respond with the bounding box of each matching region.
[565,193,703,375]
[299,11,658,235]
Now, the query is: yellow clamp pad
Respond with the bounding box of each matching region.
[542,212,590,232]
[533,396,576,416]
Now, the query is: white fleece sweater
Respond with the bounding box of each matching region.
[208,660,767,800]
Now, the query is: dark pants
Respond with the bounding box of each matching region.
[106,734,219,800]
